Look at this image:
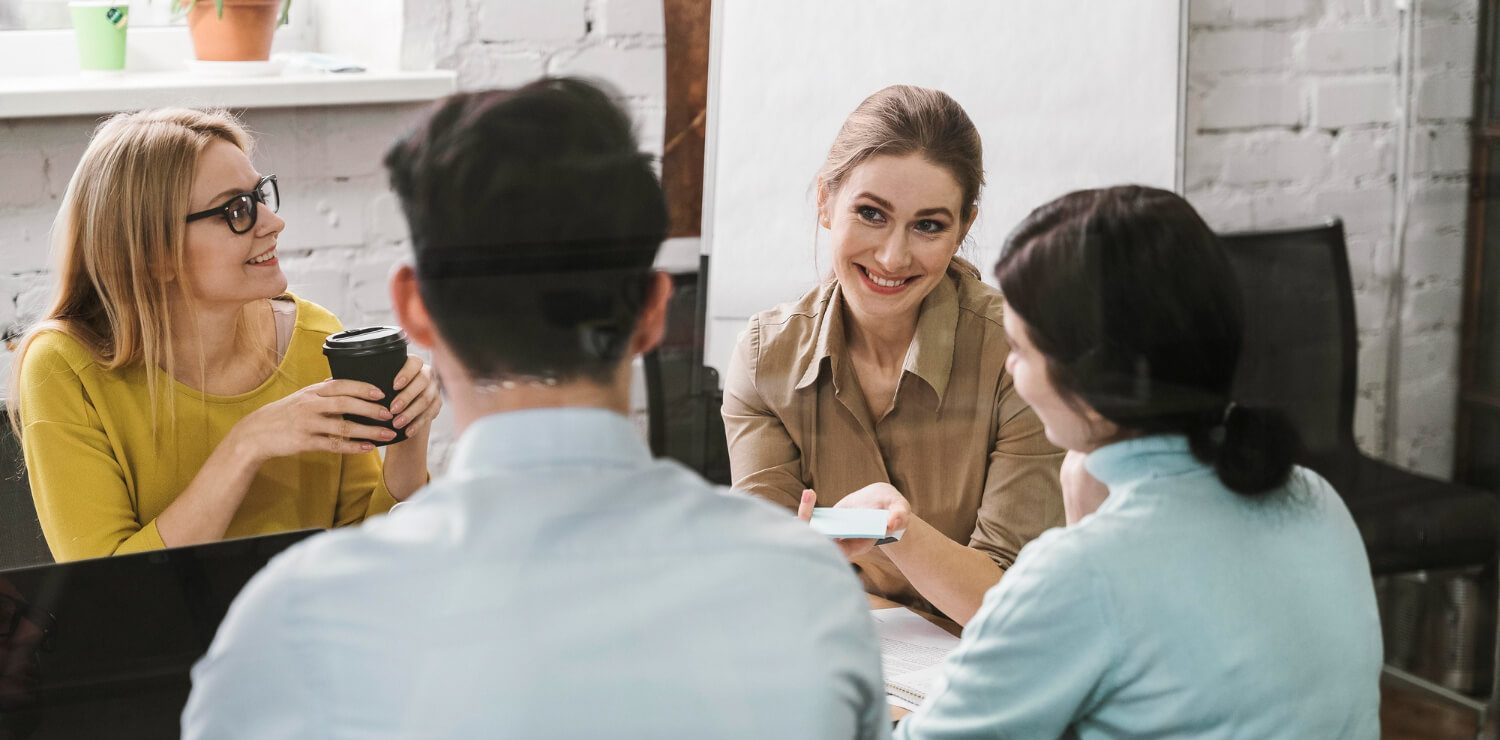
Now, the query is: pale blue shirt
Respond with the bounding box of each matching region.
[183,407,890,740]
[896,435,1382,740]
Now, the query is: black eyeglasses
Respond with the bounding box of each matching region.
[186,174,280,235]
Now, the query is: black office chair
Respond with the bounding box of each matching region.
[642,257,731,485]
[0,410,52,569]
[1220,220,1500,734]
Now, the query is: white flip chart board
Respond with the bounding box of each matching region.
[700,0,1185,378]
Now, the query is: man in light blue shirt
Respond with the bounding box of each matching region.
[181,78,890,740]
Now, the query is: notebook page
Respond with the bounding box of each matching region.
[870,607,961,709]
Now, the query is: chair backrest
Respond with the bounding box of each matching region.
[642,266,732,485]
[0,410,53,569]
[1218,220,1359,478]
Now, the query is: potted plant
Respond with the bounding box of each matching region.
[177,0,290,62]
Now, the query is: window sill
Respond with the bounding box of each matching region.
[0,69,456,119]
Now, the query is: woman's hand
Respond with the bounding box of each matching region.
[381,355,441,501]
[797,482,913,559]
[1061,450,1109,525]
[229,379,395,463]
[387,355,442,439]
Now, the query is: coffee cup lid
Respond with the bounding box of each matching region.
[323,326,408,355]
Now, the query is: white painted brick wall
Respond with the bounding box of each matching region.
[1421,22,1479,69]
[1186,1,1477,478]
[478,0,587,43]
[0,2,1476,482]
[550,42,665,99]
[1302,26,1398,72]
[1417,72,1476,120]
[1220,133,1331,185]
[1411,123,1471,174]
[1315,77,1398,127]
[601,0,662,36]
[1234,0,1312,23]
[1201,80,1305,129]
[1190,30,1294,74]
[0,0,666,472]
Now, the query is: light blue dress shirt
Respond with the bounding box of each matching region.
[183,407,890,740]
[896,435,1382,740]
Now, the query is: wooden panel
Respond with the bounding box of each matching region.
[662,0,710,238]
[1458,0,1497,482]
[1381,684,1482,739]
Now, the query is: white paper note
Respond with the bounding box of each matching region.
[809,508,890,539]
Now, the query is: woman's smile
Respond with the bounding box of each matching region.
[855,264,919,295]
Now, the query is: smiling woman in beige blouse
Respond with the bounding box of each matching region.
[722,85,1064,624]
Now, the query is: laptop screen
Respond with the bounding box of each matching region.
[0,529,319,739]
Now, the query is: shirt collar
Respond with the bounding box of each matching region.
[792,274,960,404]
[1083,434,1207,489]
[447,407,652,475]
[903,274,958,404]
[794,282,847,391]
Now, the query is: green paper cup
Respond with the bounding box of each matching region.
[68,1,129,73]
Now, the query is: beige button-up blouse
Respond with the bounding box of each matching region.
[723,269,1065,612]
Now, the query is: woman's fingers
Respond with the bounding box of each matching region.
[322,435,376,454]
[797,489,816,522]
[316,379,386,401]
[393,378,439,428]
[315,416,396,444]
[389,357,428,414]
[323,396,394,420]
[391,355,424,392]
[396,402,441,437]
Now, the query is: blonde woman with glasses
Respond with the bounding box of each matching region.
[8,108,440,562]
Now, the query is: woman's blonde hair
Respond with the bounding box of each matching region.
[8,108,261,436]
[817,84,984,279]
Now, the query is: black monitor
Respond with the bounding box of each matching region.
[0,529,320,739]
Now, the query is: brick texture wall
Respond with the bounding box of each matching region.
[1186,0,1476,477]
[0,0,665,471]
[0,1,1477,478]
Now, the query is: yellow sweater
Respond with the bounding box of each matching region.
[17,294,396,561]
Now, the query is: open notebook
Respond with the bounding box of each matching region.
[870,607,962,711]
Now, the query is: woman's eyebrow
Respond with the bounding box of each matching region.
[915,206,955,219]
[207,175,264,205]
[854,192,895,211]
[855,192,955,220]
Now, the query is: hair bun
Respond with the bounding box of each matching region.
[1211,404,1298,496]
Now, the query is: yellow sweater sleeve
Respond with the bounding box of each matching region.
[18,336,167,561]
[335,449,398,526]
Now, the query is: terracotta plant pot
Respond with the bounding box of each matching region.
[185,0,279,62]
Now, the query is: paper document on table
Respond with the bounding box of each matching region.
[870,607,961,710]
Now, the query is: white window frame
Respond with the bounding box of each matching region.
[0,0,452,119]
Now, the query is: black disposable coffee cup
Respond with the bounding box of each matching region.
[322,326,409,447]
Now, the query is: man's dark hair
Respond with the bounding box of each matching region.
[384,77,667,384]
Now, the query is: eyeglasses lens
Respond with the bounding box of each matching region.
[224,195,255,234]
[259,178,280,214]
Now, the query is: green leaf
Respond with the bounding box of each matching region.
[278,0,290,25]
[214,0,223,18]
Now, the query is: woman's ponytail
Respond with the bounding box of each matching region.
[1189,403,1300,496]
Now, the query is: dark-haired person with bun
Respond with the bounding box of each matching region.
[892,186,1381,739]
